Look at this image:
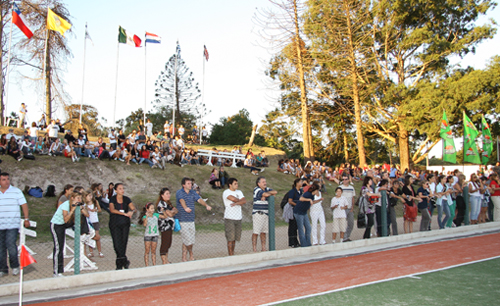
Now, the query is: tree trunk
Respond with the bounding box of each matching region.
[293,0,314,162]
[344,0,366,167]
[343,132,349,162]
[0,17,4,125]
[398,123,410,172]
[45,32,52,120]
[248,124,258,147]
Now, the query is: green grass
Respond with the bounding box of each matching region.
[279,257,500,305]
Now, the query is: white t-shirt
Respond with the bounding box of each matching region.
[30,127,38,138]
[145,122,153,134]
[310,191,324,213]
[87,203,99,223]
[47,124,59,138]
[223,189,244,220]
[109,132,116,144]
[330,196,348,219]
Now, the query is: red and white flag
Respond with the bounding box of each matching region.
[12,3,33,39]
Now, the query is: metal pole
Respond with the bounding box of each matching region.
[113,41,120,127]
[172,44,178,137]
[79,23,88,125]
[144,38,147,128]
[42,29,49,118]
[200,50,205,144]
[268,195,275,251]
[74,205,81,275]
[5,2,14,124]
[463,185,470,225]
[381,190,388,237]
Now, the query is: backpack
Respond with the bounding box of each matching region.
[280,190,291,210]
[28,187,43,198]
[45,185,56,197]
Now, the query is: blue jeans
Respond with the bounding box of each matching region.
[470,196,482,221]
[437,200,450,229]
[138,158,153,167]
[294,213,311,247]
[0,228,20,273]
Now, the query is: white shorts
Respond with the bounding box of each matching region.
[180,222,195,246]
[332,218,347,233]
[252,213,268,234]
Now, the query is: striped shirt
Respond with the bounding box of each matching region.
[0,185,27,230]
[253,187,273,214]
[176,188,201,222]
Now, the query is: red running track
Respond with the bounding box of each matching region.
[35,233,500,306]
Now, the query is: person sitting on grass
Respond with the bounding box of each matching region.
[245,155,264,175]
[63,139,79,162]
[138,145,154,168]
[209,168,222,189]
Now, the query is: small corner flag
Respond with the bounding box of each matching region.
[20,245,36,269]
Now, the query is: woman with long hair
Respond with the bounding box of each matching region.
[8,137,23,161]
[417,180,431,231]
[402,175,420,233]
[209,168,222,189]
[436,175,451,229]
[489,173,500,222]
[83,189,103,258]
[296,183,319,247]
[453,174,467,226]
[56,184,74,208]
[156,188,178,264]
[109,183,136,270]
[361,176,381,238]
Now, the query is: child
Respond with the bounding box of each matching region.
[139,202,160,266]
[330,187,349,243]
[83,189,103,258]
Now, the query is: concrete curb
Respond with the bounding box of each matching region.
[1,222,499,301]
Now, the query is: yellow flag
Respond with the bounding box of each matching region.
[47,8,71,36]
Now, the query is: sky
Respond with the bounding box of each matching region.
[5,0,500,158]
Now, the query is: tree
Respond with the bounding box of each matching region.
[209,109,253,145]
[256,0,314,161]
[64,104,105,136]
[154,42,201,130]
[305,0,373,167]
[16,0,73,120]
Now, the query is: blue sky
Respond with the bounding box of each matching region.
[6,0,499,145]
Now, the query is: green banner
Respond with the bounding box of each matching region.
[440,110,456,163]
[463,112,480,164]
[481,115,493,165]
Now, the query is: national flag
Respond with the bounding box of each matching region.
[440,110,456,164]
[20,245,36,269]
[118,26,141,47]
[204,45,209,61]
[85,23,94,46]
[481,115,493,165]
[463,112,480,164]
[47,8,71,36]
[145,32,161,44]
[176,41,181,56]
[12,3,33,39]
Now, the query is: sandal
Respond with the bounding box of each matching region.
[99,252,104,258]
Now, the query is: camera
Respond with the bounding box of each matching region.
[72,202,84,207]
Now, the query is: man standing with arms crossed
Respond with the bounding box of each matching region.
[339,173,356,242]
[223,178,246,256]
[176,177,211,261]
[0,172,30,277]
[252,177,277,252]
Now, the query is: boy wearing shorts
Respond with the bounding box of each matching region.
[330,187,349,243]
[223,178,246,256]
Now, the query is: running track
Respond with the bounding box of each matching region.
[35,233,500,305]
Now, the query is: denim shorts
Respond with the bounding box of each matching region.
[144,236,158,242]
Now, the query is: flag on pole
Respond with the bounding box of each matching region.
[481,115,493,165]
[85,24,94,46]
[47,8,72,36]
[440,110,456,164]
[118,26,141,47]
[463,112,480,164]
[145,32,161,44]
[12,3,33,39]
[204,45,209,61]
[20,245,36,268]
[176,41,181,56]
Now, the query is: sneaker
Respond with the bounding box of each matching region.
[18,157,23,162]
[99,252,104,258]
[119,158,125,162]
[52,273,64,277]
[0,271,7,277]
[48,153,52,156]
[124,260,130,269]
[260,168,265,172]
[343,238,352,242]
[12,267,20,276]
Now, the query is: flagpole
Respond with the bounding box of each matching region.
[79,23,88,125]
[113,41,120,127]
[18,245,24,306]
[4,2,15,125]
[42,29,49,118]
[200,47,205,145]
[172,42,178,137]
[144,37,147,128]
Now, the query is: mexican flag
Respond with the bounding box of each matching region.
[118,26,141,47]
[440,110,456,163]
[481,115,493,165]
[463,112,480,164]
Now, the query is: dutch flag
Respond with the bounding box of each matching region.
[145,32,161,44]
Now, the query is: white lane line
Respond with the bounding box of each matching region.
[261,255,500,305]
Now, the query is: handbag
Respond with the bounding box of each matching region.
[357,211,366,228]
[173,219,181,232]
